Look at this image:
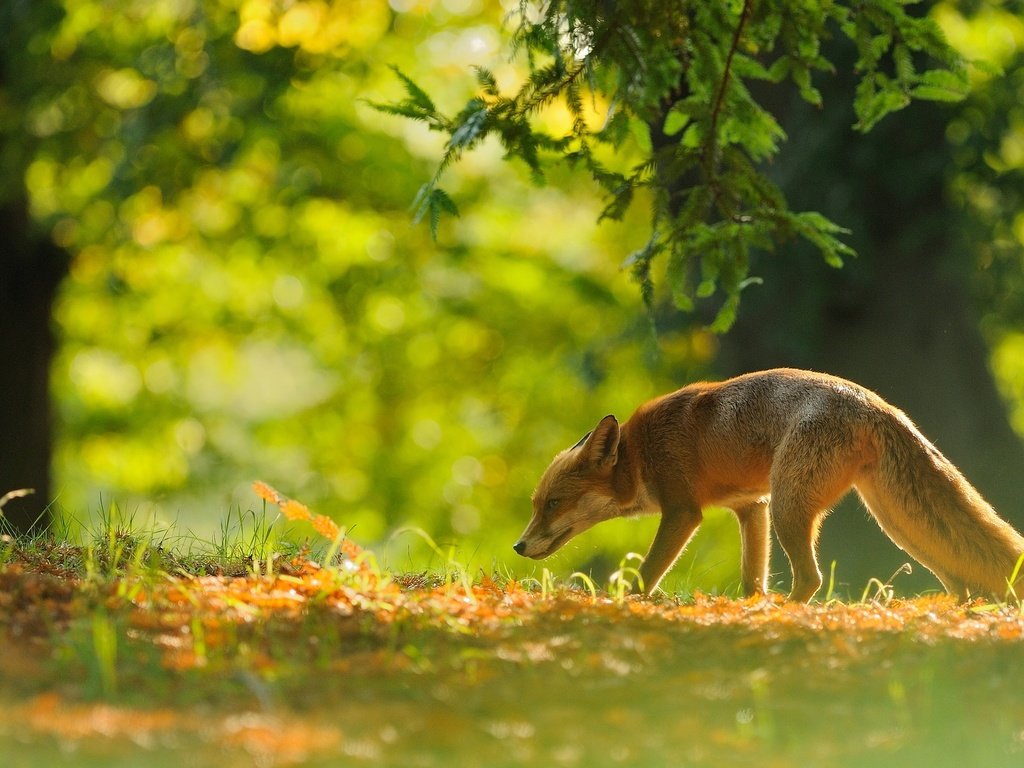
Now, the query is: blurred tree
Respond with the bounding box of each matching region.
[2,0,723,588]
[0,202,67,533]
[0,2,71,532]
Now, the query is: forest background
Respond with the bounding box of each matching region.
[4,0,1024,597]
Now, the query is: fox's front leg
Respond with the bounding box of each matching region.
[637,505,702,595]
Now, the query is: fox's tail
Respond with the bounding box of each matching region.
[855,412,1024,600]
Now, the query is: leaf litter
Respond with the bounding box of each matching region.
[1,484,1023,767]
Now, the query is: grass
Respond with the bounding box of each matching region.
[2,484,1024,767]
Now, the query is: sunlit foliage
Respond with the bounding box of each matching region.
[3,0,720,587]
[383,0,973,329]
[4,1,1024,594]
[937,5,1024,433]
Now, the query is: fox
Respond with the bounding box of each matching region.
[514,368,1024,602]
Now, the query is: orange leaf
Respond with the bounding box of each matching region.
[280,499,312,522]
[340,538,363,560]
[252,481,282,505]
[311,515,340,540]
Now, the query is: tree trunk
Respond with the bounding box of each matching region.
[719,91,1024,595]
[0,201,67,533]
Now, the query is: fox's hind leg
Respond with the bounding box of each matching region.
[770,424,861,602]
[941,576,969,602]
[771,494,826,602]
[733,499,770,596]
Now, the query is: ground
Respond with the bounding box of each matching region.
[2,522,1024,768]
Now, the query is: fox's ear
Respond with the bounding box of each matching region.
[583,414,619,468]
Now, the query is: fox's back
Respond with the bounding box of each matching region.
[634,369,886,448]
[626,369,889,505]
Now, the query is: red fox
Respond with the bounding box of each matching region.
[514,368,1024,601]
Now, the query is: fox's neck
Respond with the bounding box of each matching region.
[612,426,656,515]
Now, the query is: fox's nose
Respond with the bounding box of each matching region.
[513,540,526,556]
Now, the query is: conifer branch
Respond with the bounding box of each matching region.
[704,0,755,217]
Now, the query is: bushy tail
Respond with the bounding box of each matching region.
[855,413,1024,599]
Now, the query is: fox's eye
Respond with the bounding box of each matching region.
[544,498,561,513]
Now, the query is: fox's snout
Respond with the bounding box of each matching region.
[512,520,550,558]
[513,522,576,560]
[512,535,547,559]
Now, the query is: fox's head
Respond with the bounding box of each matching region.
[514,415,623,560]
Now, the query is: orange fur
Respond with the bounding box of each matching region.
[515,369,1024,601]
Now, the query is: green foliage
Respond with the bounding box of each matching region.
[381,0,970,330]
[5,0,1021,598]
[412,184,459,240]
[941,9,1024,428]
[948,47,1024,331]
[0,0,728,584]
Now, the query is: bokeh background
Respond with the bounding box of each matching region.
[3,0,1024,596]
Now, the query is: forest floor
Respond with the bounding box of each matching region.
[2,487,1024,767]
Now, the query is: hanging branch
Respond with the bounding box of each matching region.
[703,0,755,212]
[376,0,970,330]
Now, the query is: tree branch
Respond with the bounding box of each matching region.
[706,0,755,163]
